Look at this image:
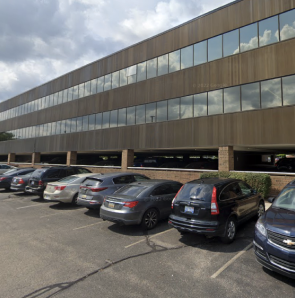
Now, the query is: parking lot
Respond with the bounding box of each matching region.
[0,190,294,298]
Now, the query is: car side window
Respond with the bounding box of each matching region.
[65,169,75,177]
[113,175,134,184]
[220,183,241,201]
[76,168,90,174]
[170,183,183,193]
[47,170,61,179]
[238,182,252,195]
[151,184,172,196]
[133,175,149,182]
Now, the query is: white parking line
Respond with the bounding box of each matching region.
[73,221,104,230]
[17,204,45,209]
[211,242,253,278]
[125,229,174,248]
[40,210,79,218]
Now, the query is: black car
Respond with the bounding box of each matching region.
[25,166,92,197]
[254,180,295,279]
[10,172,33,192]
[275,158,295,172]
[169,178,265,243]
[0,168,35,190]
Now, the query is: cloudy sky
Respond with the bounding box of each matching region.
[0,0,233,102]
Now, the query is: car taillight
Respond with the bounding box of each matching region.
[171,185,184,209]
[211,186,219,215]
[54,186,66,191]
[124,201,139,208]
[90,187,108,192]
[38,180,44,186]
[18,179,24,184]
[0,177,6,181]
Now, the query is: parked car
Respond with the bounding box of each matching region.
[169,178,265,243]
[275,158,295,172]
[77,172,150,210]
[43,173,98,205]
[25,166,92,197]
[0,168,35,190]
[0,164,17,174]
[10,172,33,192]
[101,180,183,229]
[254,180,295,279]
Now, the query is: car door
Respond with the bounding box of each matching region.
[237,181,257,216]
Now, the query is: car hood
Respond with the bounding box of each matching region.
[263,206,295,237]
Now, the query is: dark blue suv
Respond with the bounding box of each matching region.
[254,180,295,279]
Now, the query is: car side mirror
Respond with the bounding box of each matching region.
[251,189,257,195]
[268,197,275,203]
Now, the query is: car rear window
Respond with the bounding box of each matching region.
[58,175,79,183]
[31,169,46,179]
[82,178,103,187]
[115,185,146,197]
[175,183,213,202]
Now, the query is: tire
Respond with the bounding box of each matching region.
[71,194,78,206]
[257,201,265,219]
[221,217,237,244]
[141,208,159,230]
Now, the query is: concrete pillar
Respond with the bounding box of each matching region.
[121,149,134,171]
[67,151,77,166]
[32,152,41,165]
[218,146,234,172]
[8,153,16,164]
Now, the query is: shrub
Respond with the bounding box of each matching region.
[200,172,271,198]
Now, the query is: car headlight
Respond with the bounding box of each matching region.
[255,220,267,237]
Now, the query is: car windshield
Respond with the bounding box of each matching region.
[4,169,19,176]
[273,187,295,211]
[57,176,79,183]
[115,185,146,197]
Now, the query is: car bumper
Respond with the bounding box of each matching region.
[25,187,44,195]
[77,197,101,209]
[43,193,72,203]
[168,214,224,236]
[254,230,295,279]
[10,185,26,191]
[100,206,142,225]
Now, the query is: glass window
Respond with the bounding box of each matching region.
[136,105,145,124]
[158,54,168,76]
[118,108,126,127]
[62,89,68,103]
[208,36,222,62]
[110,110,118,128]
[76,117,83,132]
[61,120,67,134]
[283,75,295,106]
[97,77,104,93]
[104,74,111,91]
[181,45,193,69]
[56,121,61,135]
[127,66,137,84]
[68,87,74,101]
[53,92,59,106]
[120,69,127,87]
[82,115,89,131]
[102,111,110,128]
[157,101,167,122]
[261,78,282,108]
[70,118,77,133]
[90,78,97,94]
[168,98,180,120]
[48,95,53,108]
[84,81,91,97]
[58,91,63,104]
[224,86,241,113]
[72,85,79,100]
[137,61,147,82]
[180,95,193,119]
[169,50,180,73]
[208,90,223,115]
[88,114,96,130]
[112,71,120,89]
[51,122,56,135]
[223,29,239,57]
[194,93,207,117]
[259,16,279,46]
[146,102,156,123]
[240,23,258,52]
[241,82,260,111]
[280,10,295,41]
[95,113,102,129]
[127,106,135,126]
[194,40,207,65]
[147,58,157,79]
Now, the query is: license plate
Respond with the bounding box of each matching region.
[108,202,115,208]
[81,194,87,199]
[44,195,49,200]
[184,206,194,213]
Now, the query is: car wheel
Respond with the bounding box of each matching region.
[221,217,237,244]
[71,194,78,206]
[141,208,159,230]
[257,201,265,218]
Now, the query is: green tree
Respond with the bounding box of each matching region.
[0,132,14,142]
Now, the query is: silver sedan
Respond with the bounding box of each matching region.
[44,173,98,205]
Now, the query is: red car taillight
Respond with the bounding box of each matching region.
[124,201,139,208]
[54,185,66,191]
[90,187,108,192]
[211,187,219,215]
[0,177,7,181]
[38,180,44,186]
[18,179,24,184]
[171,185,184,209]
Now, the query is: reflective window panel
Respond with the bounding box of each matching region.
[180,95,193,119]
[223,29,239,57]
[208,90,223,115]
[283,75,295,106]
[62,89,68,103]
[261,78,282,108]
[84,81,91,97]
[82,115,89,131]
[112,71,120,89]
[70,118,77,133]
[104,74,112,91]
[120,69,127,87]
[147,58,157,79]
[194,93,207,117]
[127,106,136,126]
[78,83,84,98]
[68,87,74,101]
[127,66,137,85]
[240,23,258,52]
[95,113,102,129]
[90,78,97,94]
[259,16,279,46]
[194,40,207,65]
[158,54,168,76]
[53,93,59,106]
[88,114,96,130]
[280,9,295,41]
[137,61,147,82]
[136,105,145,124]
[169,50,180,73]
[64,119,71,134]
[241,82,260,111]
[97,77,104,93]
[102,111,110,128]
[61,120,67,134]
[118,108,127,127]
[146,102,156,123]
[168,98,180,121]
[224,86,241,113]
[181,45,193,69]
[157,101,167,122]
[72,85,79,100]
[110,110,118,128]
[76,117,83,132]
[58,91,63,105]
[208,36,222,62]
[56,121,61,135]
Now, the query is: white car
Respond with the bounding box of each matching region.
[0,165,17,174]
[43,173,98,205]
